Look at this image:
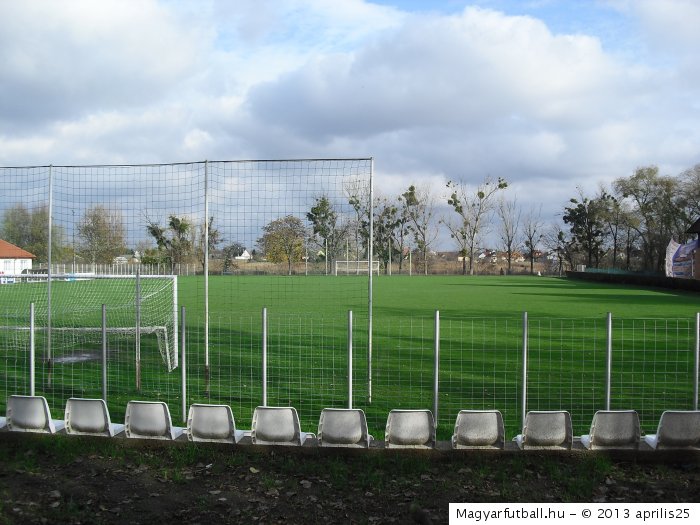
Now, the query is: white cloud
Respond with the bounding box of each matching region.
[183,129,214,153]
[0,0,204,128]
[242,7,641,182]
[622,0,700,53]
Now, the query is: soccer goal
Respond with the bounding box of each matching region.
[0,273,178,371]
[333,260,380,276]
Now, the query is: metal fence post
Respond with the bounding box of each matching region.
[102,304,107,402]
[262,307,268,407]
[181,306,187,424]
[46,164,53,387]
[694,312,699,411]
[204,160,210,395]
[434,310,440,432]
[606,312,613,410]
[29,303,35,396]
[135,270,141,391]
[348,310,353,409]
[521,311,528,429]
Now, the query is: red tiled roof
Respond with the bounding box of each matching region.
[0,239,36,259]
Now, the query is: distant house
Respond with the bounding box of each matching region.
[0,239,36,277]
[113,253,141,265]
[235,249,252,261]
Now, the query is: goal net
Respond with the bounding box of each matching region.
[334,260,380,276]
[0,273,178,371]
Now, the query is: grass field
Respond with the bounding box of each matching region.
[2,274,699,439]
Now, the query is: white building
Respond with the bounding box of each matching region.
[235,249,252,261]
[0,239,36,278]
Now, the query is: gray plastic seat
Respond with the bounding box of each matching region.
[6,395,65,434]
[452,410,505,449]
[514,410,572,450]
[125,400,184,440]
[65,397,125,437]
[318,408,373,448]
[385,409,435,449]
[580,410,640,450]
[187,403,249,444]
[644,410,700,450]
[251,406,315,446]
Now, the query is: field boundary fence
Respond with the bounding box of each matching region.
[2,305,698,440]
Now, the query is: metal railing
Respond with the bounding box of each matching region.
[2,305,698,440]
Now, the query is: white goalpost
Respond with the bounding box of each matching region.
[334,260,380,276]
[0,273,178,371]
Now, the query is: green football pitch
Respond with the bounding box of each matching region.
[2,274,699,438]
[177,273,700,318]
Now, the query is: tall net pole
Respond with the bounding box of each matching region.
[368,157,374,403]
[46,165,53,387]
[135,269,142,391]
[204,160,210,395]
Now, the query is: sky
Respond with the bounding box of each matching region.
[1,0,699,228]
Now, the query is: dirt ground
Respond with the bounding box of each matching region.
[1,434,699,524]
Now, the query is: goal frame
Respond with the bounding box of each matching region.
[0,273,178,371]
[333,260,380,276]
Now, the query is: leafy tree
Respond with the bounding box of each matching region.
[444,177,508,275]
[1,203,64,262]
[140,247,162,266]
[306,196,348,270]
[222,242,246,273]
[146,215,193,272]
[562,189,607,268]
[613,166,686,272]
[78,205,127,265]
[1,203,31,248]
[257,215,306,275]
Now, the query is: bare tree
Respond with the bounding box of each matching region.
[679,163,700,220]
[543,222,571,276]
[444,177,508,275]
[497,196,521,274]
[195,216,223,272]
[522,204,544,275]
[400,184,438,275]
[345,177,371,261]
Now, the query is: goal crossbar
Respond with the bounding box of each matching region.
[333,260,380,276]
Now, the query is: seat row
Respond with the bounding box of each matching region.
[2,396,699,451]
